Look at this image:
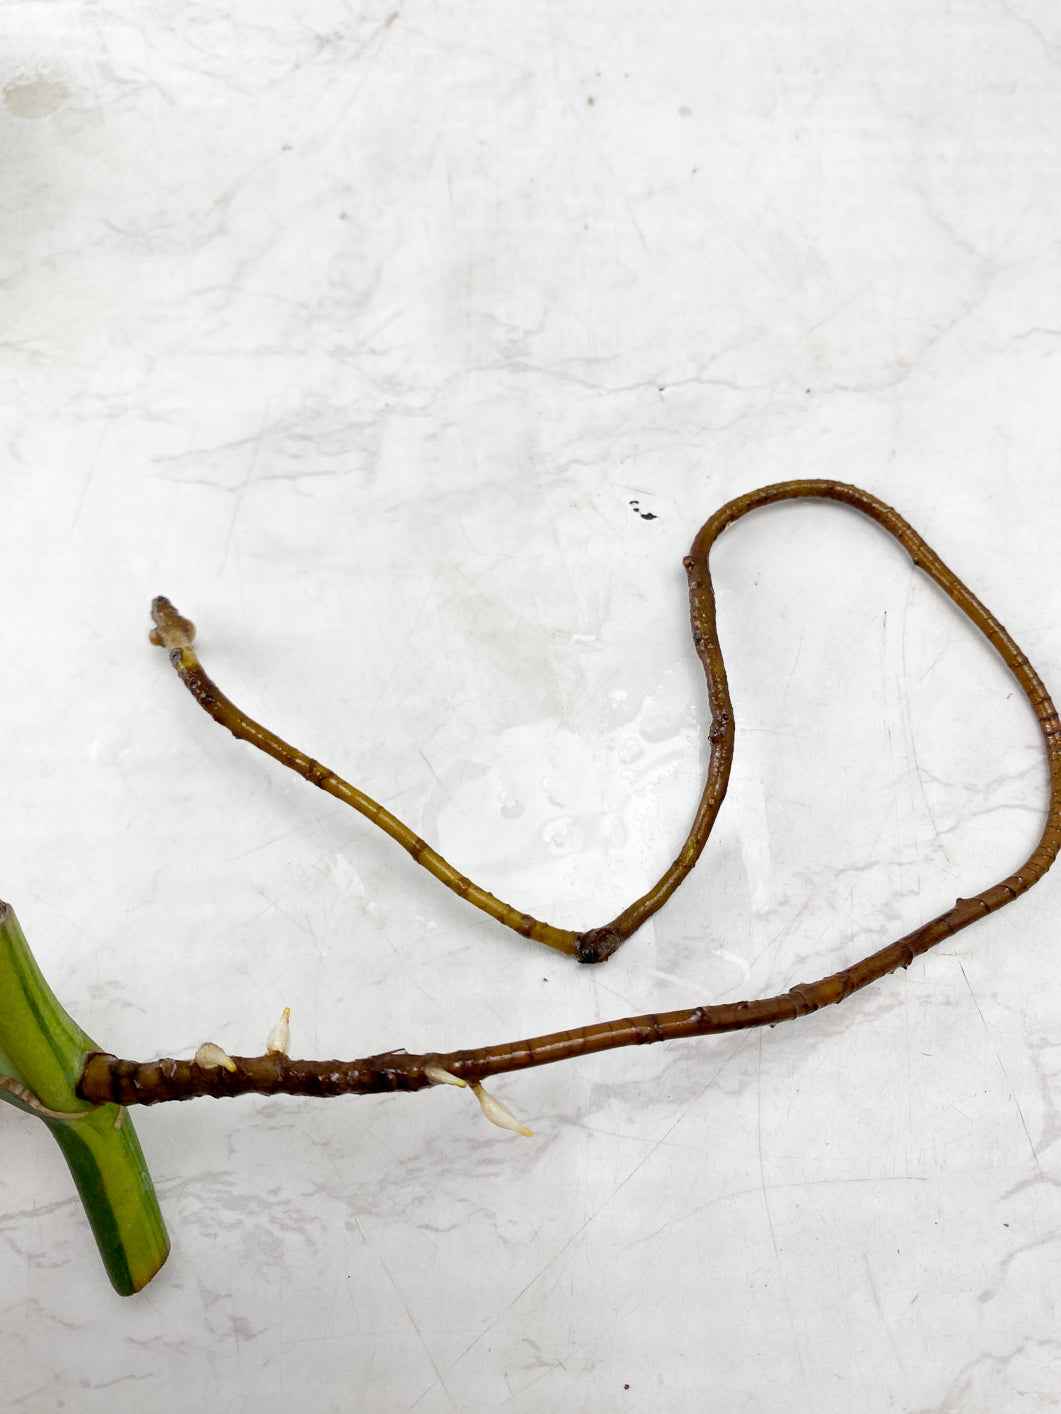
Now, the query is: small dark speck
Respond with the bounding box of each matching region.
[587,95,595,106]
[339,212,347,220]
[624,1385,630,1391]
[641,512,657,520]
[281,143,293,151]
[806,388,812,394]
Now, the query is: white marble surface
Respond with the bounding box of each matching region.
[3,3,1061,1409]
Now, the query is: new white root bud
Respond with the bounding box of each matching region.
[470,1081,533,1137]
[266,1007,291,1057]
[195,1042,237,1072]
[423,1064,467,1088]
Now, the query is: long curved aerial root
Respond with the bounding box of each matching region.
[78,480,1060,1111]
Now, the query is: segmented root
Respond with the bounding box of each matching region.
[74,483,1061,1118]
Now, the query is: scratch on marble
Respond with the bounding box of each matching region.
[635,1174,929,1246]
[895,594,948,864]
[451,1037,755,1372]
[68,425,107,541]
[861,1252,904,1369]
[220,411,270,570]
[352,1213,459,1413]
[959,962,1044,1181]
[756,1031,809,1392]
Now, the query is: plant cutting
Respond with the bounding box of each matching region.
[4,479,1058,1293]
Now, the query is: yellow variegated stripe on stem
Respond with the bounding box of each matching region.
[0,900,169,1295]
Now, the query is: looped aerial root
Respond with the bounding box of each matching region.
[78,480,1061,1109]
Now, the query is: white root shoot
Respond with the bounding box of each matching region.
[195,1042,237,1072]
[423,1064,467,1088]
[266,1008,291,1057]
[470,1081,532,1137]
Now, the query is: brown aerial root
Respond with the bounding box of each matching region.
[78,480,1061,1109]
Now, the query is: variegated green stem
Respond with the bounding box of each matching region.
[0,900,169,1295]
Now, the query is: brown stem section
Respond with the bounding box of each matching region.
[84,480,1061,1108]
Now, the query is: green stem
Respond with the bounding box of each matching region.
[0,900,169,1295]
